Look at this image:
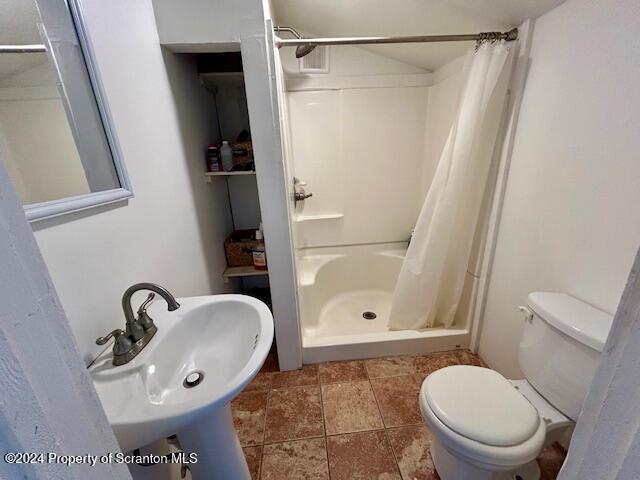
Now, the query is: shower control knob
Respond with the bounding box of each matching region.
[293,178,313,206]
[294,190,312,201]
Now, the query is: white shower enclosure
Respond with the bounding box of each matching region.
[274,32,523,363]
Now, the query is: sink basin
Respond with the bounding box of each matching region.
[90,294,274,478]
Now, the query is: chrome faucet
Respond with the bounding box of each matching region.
[96,282,180,366]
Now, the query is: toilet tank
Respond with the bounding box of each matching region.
[518,292,614,421]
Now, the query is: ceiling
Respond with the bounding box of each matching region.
[0,0,47,81]
[271,0,567,71]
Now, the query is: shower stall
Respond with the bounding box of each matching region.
[273,25,520,363]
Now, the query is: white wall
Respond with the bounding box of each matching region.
[280,40,427,78]
[33,0,233,364]
[151,0,265,47]
[479,0,640,377]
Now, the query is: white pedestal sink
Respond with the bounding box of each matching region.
[89,294,274,479]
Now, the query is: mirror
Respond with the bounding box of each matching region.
[0,0,131,221]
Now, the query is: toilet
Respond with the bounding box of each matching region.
[419,292,614,480]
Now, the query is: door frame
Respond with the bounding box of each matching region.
[0,163,130,478]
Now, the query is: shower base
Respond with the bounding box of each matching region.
[313,290,392,337]
[298,244,470,364]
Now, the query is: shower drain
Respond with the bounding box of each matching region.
[362,311,377,320]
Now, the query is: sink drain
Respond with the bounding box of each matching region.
[362,311,377,320]
[183,370,205,389]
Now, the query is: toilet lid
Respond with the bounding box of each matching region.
[423,366,540,447]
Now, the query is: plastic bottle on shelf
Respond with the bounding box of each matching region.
[253,222,266,270]
[220,141,234,172]
[252,245,267,271]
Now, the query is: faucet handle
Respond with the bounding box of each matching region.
[96,329,133,356]
[137,292,156,315]
[96,329,125,345]
[137,292,157,331]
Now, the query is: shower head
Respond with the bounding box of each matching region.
[275,26,317,59]
[295,44,317,59]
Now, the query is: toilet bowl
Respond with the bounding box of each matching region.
[419,366,568,479]
[418,292,614,480]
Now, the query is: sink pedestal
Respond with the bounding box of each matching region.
[178,404,250,480]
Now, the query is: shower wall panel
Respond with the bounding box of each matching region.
[287,85,428,248]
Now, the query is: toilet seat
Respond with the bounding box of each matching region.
[424,366,540,446]
[420,366,547,469]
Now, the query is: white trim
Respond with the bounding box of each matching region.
[22,0,133,223]
[241,25,303,370]
[0,158,130,479]
[25,187,132,222]
[67,0,132,194]
[469,19,535,352]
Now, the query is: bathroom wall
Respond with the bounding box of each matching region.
[280,41,427,78]
[33,0,233,364]
[479,0,640,377]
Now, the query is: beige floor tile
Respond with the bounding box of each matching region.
[265,385,324,443]
[243,446,262,480]
[387,425,439,480]
[244,371,273,392]
[371,375,423,428]
[365,356,417,378]
[327,430,401,480]
[455,350,486,367]
[322,381,383,435]
[413,352,461,378]
[318,360,368,384]
[271,364,319,389]
[261,438,329,480]
[538,443,567,480]
[232,390,269,446]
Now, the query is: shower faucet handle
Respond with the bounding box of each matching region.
[293,177,312,206]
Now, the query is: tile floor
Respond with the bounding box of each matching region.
[232,349,567,480]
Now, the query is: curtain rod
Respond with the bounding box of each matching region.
[275,28,518,48]
[0,45,47,54]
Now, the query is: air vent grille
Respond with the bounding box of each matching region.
[299,46,329,74]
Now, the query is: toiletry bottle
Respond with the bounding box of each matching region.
[253,226,266,271]
[206,144,220,172]
[252,244,267,271]
[220,141,234,172]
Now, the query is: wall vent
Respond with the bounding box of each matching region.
[299,46,330,74]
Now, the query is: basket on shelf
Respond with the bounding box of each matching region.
[224,229,261,267]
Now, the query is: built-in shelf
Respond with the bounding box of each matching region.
[205,170,256,182]
[200,72,245,92]
[222,265,268,282]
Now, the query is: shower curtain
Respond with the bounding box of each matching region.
[388,41,513,330]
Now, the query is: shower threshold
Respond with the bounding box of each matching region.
[302,327,470,364]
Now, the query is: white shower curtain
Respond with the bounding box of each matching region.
[388,41,513,330]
